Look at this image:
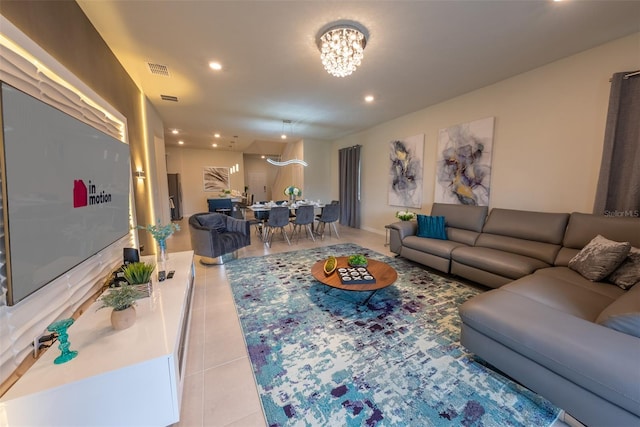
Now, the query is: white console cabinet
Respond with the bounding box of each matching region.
[0,251,195,427]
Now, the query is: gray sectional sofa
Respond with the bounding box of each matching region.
[388,204,640,427]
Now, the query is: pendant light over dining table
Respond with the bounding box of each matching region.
[317,22,368,78]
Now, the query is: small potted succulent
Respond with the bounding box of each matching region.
[122,262,156,297]
[98,285,145,330]
[348,254,368,267]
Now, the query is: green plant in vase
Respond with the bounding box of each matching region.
[138,220,180,262]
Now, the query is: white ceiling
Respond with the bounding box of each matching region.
[77,0,640,153]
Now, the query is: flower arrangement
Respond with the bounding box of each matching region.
[284,186,302,197]
[396,210,416,221]
[138,220,180,243]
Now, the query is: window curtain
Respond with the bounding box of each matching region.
[594,71,640,217]
[339,145,361,228]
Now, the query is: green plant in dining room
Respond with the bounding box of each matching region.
[97,284,145,312]
[122,262,155,285]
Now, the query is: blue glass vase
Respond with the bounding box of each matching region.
[157,238,168,262]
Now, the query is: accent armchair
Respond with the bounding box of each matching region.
[189,212,251,264]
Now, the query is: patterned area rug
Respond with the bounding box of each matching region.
[226,243,559,427]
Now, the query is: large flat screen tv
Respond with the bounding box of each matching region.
[0,83,131,306]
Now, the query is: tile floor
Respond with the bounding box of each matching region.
[167,215,570,427]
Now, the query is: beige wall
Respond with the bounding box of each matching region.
[165,146,245,216]
[302,138,333,203]
[333,33,640,235]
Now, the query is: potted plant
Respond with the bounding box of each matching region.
[122,262,156,297]
[98,285,145,330]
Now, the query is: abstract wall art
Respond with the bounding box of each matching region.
[388,134,424,208]
[435,117,495,206]
[203,166,230,192]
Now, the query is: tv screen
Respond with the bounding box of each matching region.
[1,83,131,306]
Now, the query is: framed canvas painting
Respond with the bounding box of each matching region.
[435,117,495,206]
[203,167,230,192]
[388,134,424,208]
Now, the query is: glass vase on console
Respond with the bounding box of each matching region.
[157,238,168,263]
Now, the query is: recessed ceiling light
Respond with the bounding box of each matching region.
[281,134,287,140]
[214,133,221,138]
[212,143,218,147]
[364,95,375,103]
[178,140,184,145]
[171,129,179,134]
[209,61,222,71]
[261,155,265,159]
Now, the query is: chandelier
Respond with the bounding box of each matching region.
[317,23,368,78]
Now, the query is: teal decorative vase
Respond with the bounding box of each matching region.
[47,318,78,364]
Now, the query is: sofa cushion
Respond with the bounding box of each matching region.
[481,208,569,245]
[534,267,625,300]
[607,247,640,290]
[430,203,488,232]
[475,233,561,265]
[446,228,481,246]
[504,272,619,321]
[597,284,640,338]
[563,212,640,249]
[416,215,447,240]
[451,246,550,280]
[403,235,467,259]
[459,289,640,417]
[568,235,631,281]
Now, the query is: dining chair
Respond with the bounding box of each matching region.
[315,203,340,239]
[264,206,291,247]
[290,205,316,243]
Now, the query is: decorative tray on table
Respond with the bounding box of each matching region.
[337,266,376,285]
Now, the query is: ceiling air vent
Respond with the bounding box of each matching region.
[160,95,179,102]
[147,62,170,76]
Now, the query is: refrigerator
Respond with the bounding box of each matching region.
[167,173,183,220]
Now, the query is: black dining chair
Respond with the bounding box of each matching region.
[290,205,316,243]
[315,203,340,239]
[263,206,291,247]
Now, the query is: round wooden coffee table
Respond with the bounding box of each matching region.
[311,256,398,293]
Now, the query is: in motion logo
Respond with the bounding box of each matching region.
[73,179,112,208]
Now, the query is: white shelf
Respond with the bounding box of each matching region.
[0,251,195,427]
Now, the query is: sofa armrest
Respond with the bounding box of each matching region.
[388,221,417,254]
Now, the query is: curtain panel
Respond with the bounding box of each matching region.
[339,145,361,228]
[594,71,640,217]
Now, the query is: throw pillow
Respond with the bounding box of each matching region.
[568,234,631,281]
[416,215,447,240]
[608,247,640,290]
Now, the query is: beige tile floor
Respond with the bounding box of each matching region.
[167,215,570,427]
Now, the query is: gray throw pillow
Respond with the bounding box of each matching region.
[608,247,640,290]
[568,235,631,281]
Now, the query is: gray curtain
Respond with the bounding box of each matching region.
[339,145,361,228]
[594,71,640,217]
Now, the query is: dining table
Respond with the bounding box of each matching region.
[248,201,325,241]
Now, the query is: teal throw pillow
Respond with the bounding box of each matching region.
[416,215,447,240]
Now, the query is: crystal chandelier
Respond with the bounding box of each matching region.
[318,24,368,78]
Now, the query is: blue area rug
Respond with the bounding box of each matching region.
[226,243,559,426]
